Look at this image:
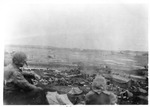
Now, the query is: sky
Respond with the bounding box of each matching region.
[2,0,148,51]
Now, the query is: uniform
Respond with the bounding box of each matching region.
[85,90,117,105]
[85,75,117,105]
[4,64,47,105]
[4,64,37,92]
[4,52,48,105]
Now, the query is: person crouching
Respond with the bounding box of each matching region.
[85,75,117,105]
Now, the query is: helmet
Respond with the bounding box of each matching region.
[12,52,27,67]
[92,75,107,94]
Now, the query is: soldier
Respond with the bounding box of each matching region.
[85,75,117,105]
[4,52,46,105]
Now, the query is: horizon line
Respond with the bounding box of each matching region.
[5,44,148,52]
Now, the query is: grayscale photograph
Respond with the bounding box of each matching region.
[3,0,148,105]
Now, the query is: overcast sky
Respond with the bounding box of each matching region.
[3,1,148,51]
